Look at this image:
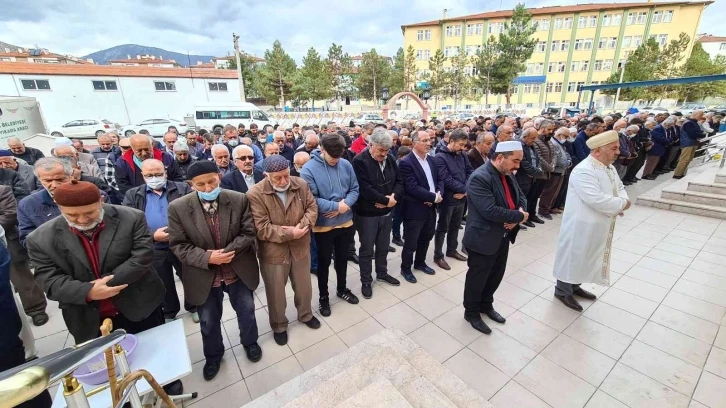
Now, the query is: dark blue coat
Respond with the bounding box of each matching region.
[434,145,473,205]
[0,241,20,350]
[680,119,705,147]
[463,161,526,256]
[648,124,671,157]
[220,168,264,193]
[573,131,590,163]
[399,152,444,220]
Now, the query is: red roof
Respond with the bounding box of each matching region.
[402,1,713,28]
[698,35,726,43]
[0,62,238,79]
[190,62,216,68]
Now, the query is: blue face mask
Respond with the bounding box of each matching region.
[197,186,220,201]
[133,155,144,168]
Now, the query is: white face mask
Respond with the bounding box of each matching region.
[144,176,167,190]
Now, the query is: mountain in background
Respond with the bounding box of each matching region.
[82,44,218,67]
[0,41,22,51]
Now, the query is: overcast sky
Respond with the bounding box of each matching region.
[1,0,722,62]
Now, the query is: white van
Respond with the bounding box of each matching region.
[193,102,277,132]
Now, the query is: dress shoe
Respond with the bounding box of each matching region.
[388,245,396,253]
[672,175,684,179]
[273,331,288,345]
[623,181,633,186]
[392,237,405,246]
[414,264,436,275]
[377,274,401,286]
[244,342,263,362]
[401,270,418,283]
[573,287,597,300]
[447,250,468,262]
[539,212,553,220]
[550,208,563,214]
[531,216,545,224]
[555,294,583,312]
[310,269,317,275]
[523,221,535,228]
[203,360,221,380]
[319,296,331,317]
[433,258,451,270]
[464,315,492,334]
[191,311,200,323]
[482,308,506,324]
[304,316,321,329]
[31,312,49,327]
[634,177,641,181]
[348,254,359,264]
[163,380,183,395]
[362,284,373,299]
[519,225,528,230]
[643,174,657,180]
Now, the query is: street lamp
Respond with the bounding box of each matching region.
[381,87,389,102]
[422,87,431,102]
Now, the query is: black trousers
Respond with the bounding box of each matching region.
[100,306,165,338]
[434,200,465,259]
[526,179,546,216]
[315,225,355,297]
[0,338,52,408]
[401,208,437,271]
[356,214,392,284]
[463,238,509,318]
[624,151,647,180]
[553,171,570,209]
[152,247,195,319]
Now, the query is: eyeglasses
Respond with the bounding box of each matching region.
[235,155,255,161]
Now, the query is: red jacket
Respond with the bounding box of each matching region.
[350,136,368,155]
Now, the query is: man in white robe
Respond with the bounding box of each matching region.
[552,130,631,311]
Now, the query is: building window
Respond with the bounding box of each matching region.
[20,79,51,90]
[454,25,461,36]
[652,11,662,23]
[154,81,176,91]
[582,61,589,71]
[564,18,573,29]
[588,15,597,27]
[537,41,547,52]
[540,19,550,31]
[626,12,635,25]
[720,43,726,51]
[444,46,459,57]
[0,57,11,62]
[634,35,643,47]
[417,30,424,40]
[609,37,617,48]
[603,60,613,71]
[561,40,570,51]
[637,12,647,24]
[416,50,431,60]
[548,62,556,73]
[208,82,228,91]
[558,62,566,72]
[526,63,535,74]
[578,16,586,28]
[533,84,541,93]
[554,18,563,29]
[425,29,432,40]
[476,24,483,34]
[466,46,478,56]
[512,86,518,94]
[466,24,475,35]
[445,25,453,36]
[574,39,583,50]
[623,36,632,48]
[584,38,593,49]
[571,61,579,71]
[664,10,673,22]
[488,22,504,34]
[598,38,607,49]
[551,40,560,52]
[567,82,577,92]
[535,62,544,74]
[613,14,622,25]
[555,82,563,92]
[602,14,611,26]
[523,84,532,93]
[658,34,668,46]
[594,60,603,71]
[546,82,553,93]
[92,80,118,91]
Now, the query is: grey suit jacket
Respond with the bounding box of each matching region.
[26,204,164,343]
[167,189,260,306]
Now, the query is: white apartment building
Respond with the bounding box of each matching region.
[697,34,726,59]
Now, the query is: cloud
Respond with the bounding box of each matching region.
[0,0,722,62]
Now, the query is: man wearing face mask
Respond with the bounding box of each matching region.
[122,159,195,322]
[246,155,320,346]
[167,161,262,380]
[115,134,183,195]
[221,145,264,193]
[222,125,242,154]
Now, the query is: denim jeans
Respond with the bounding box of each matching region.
[310,232,318,271]
[197,280,258,363]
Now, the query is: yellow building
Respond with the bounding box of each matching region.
[401,1,712,109]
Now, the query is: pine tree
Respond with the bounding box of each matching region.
[389,47,406,95]
[355,48,391,106]
[423,49,447,109]
[259,40,297,108]
[292,47,331,110]
[496,3,537,105]
[474,36,505,108]
[226,53,259,98]
[327,43,353,110]
[447,52,470,111]
[602,38,660,101]
[676,42,726,102]
[653,32,691,100]
[403,45,418,109]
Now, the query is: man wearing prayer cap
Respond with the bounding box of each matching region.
[246,155,321,346]
[552,130,631,312]
[462,140,528,334]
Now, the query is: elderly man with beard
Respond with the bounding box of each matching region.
[221,145,264,193]
[173,140,196,180]
[54,145,103,179]
[246,155,320,346]
[532,119,558,220]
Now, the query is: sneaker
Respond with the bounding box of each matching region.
[337,288,359,304]
[362,284,373,299]
[319,296,331,317]
[376,274,401,286]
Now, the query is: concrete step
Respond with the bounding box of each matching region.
[636,196,726,219]
[336,378,414,408]
[661,189,726,207]
[716,170,726,184]
[687,181,726,195]
[243,329,491,408]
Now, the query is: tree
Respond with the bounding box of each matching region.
[327,43,353,110]
[403,45,418,109]
[355,48,391,106]
[602,38,660,101]
[653,32,691,100]
[447,52,470,110]
[496,3,538,104]
[291,47,331,110]
[474,36,506,108]
[388,47,406,95]
[676,42,726,102]
[259,40,297,108]
[226,53,260,98]
[423,49,447,109]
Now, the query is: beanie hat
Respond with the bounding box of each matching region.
[53,180,101,207]
[0,150,13,157]
[187,160,219,180]
[263,155,289,173]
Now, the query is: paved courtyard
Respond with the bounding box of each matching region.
[34,203,726,408]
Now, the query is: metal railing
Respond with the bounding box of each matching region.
[692,131,726,168]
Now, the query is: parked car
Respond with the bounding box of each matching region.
[121,119,187,137]
[679,104,707,117]
[453,112,476,122]
[352,113,385,125]
[402,113,422,121]
[194,102,277,132]
[708,105,726,113]
[49,119,120,139]
[640,106,669,115]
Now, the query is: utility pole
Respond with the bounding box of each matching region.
[614,61,626,111]
[233,33,246,102]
